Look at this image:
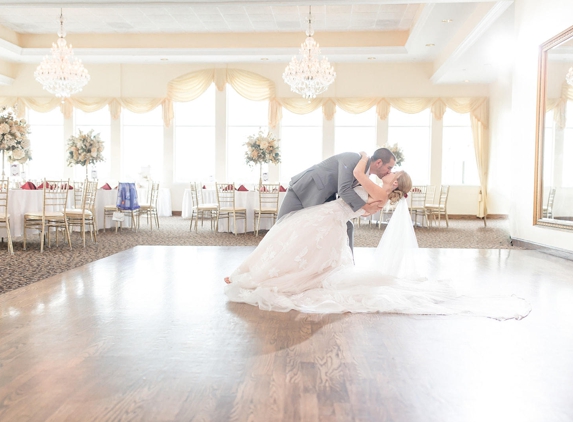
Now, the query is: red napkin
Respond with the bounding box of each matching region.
[21,181,37,190]
[62,183,73,190]
[101,183,112,190]
[237,185,248,191]
[202,185,206,189]
[259,185,268,192]
[279,185,287,192]
[37,183,44,189]
[222,184,234,191]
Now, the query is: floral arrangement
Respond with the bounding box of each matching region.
[66,129,104,167]
[244,129,281,166]
[384,143,405,167]
[0,106,32,164]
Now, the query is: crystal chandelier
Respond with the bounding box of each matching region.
[283,6,336,100]
[567,66,573,86]
[34,10,90,99]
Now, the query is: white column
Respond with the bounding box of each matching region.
[377,117,388,148]
[110,115,121,182]
[269,122,280,183]
[215,87,227,182]
[163,123,174,187]
[430,115,443,187]
[63,113,74,180]
[323,116,335,159]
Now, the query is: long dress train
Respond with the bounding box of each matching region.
[225,188,531,320]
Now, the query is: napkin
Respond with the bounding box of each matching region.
[62,183,73,190]
[237,185,248,191]
[202,185,206,189]
[279,185,287,192]
[21,181,37,190]
[101,183,112,190]
[37,182,44,189]
[259,185,268,192]
[222,184,234,191]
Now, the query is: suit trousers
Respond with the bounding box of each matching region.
[278,189,355,253]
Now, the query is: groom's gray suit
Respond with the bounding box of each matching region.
[278,152,369,252]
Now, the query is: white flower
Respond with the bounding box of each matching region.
[0,123,9,134]
[12,149,25,160]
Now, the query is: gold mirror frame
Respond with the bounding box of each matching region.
[534,24,573,230]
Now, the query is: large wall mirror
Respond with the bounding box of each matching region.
[535,25,573,230]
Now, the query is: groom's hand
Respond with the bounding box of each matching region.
[362,201,384,216]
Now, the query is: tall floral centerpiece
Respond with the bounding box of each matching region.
[0,106,32,177]
[244,129,281,186]
[66,129,104,179]
[384,143,405,167]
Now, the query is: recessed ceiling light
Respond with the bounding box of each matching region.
[426,43,435,47]
[260,58,269,61]
[367,57,376,60]
[442,19,453,23]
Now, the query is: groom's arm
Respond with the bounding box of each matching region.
[337,153,367,212]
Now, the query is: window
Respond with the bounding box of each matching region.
[544,109,555,188]
[562,103,573,187]
[74,107,111,182]
[280,108,322,182]
[226,86,268,184]
[442,110,479,185]
[334,108,376,155]
[174,84,216,183]
[388,108,431,185]
[121,108,164,182]
[26,108,65,180]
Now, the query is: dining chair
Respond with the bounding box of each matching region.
[72,179,86,209]
[254,183,280,236]
[23,179,72,252]
[0,178,14,254]
[425,185,450,228]
[65,180,98,247]
[409,185,428,227]
[542,187,556,219]
[215,182,247,235]
[189,182,218,232]
[138,181,160,230]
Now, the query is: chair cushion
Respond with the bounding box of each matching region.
[104,205,118,211]
[66,209,93,216]
[255,208,278,213]
[25,212,64,219]
[219,207,247,212]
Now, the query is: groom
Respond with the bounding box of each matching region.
[278,148,396,251]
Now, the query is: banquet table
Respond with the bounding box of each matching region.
[0,187,172,239]
[182,189,286,233]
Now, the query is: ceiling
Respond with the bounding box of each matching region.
[0,0,515,85]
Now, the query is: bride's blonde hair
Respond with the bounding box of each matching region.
[388,171,412,204]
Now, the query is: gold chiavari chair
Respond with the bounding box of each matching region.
[138,181,160,230]
[409,185,428,227]
[215,182,247,235]
[426,185,450,227]
[0,178,14,254]
[189,182,218,232]
[23,179,71,252]
[254,183,280,236]
[65,180,98,247]
[72,180,86,209]
[543,187,556,219]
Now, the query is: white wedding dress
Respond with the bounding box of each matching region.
[225,187,531,320]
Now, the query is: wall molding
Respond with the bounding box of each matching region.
[511,237,573,261]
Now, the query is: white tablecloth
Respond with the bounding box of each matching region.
[0,187,172,239]
[182,189,286,233]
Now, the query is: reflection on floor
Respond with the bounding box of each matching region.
[1,246,572,421]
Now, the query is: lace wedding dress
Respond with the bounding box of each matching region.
[225,187,531,320]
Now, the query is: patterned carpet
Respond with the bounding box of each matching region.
[0,216,518,295]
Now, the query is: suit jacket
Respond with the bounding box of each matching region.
[288,152,369,212]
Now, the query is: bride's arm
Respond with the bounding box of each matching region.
[353,153,389,204]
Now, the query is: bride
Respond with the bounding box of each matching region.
[224,153,531,320]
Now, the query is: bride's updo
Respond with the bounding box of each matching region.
[388,171,412,204]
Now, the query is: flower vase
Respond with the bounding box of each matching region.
[1,150,4,178]
[85,164,89,180]
[259,164,263,189]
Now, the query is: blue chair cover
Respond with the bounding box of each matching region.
[116,182,140,210]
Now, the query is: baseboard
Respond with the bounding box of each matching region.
[447,214,507,220]
[172,211,182,216]
[511,238,573,261]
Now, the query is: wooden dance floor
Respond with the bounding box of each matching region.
[1,246,573,421]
